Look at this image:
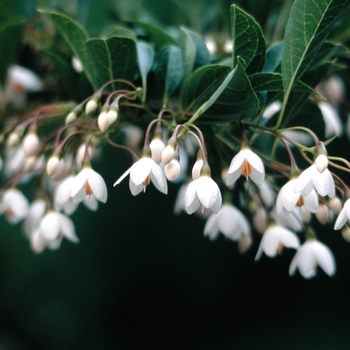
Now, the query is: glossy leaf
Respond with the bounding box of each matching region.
[86,36,138,88]
[281,0,348,98]
[230,5,266,74]
[136,41,155,102]
[40,10,99,89]
[0,21,25,85]
[181,65,231,113]
[180,27,209,82]
[154,45,184,107]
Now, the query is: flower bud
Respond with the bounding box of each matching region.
[6,131,21,148]
[150,138,165,164]
[238,234,253,254]
[65,111,77,125]
[72,56,83,73]
[85,96,99,115]
[107,107,118,125]
[24,155,37,172]
[329,196,342,215]
[315,154,328,173]
[316,203,329,225]
[22,131,40,157]
[341,225,350,243]
[46,155,64,177]
[301,206,311,223]
[98,110,109,132]
[161,143,175,165]
[165,159,181,181]
[192,159,203,180]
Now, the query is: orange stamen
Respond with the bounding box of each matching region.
[242,159,253,178]
[296,196,304,207]
[143,175,151,186]
[5,207,14,217]
[84,181,93,195]
[12,82,25,93]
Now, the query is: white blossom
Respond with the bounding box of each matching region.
[334,198,350,230]
[0,188,29,224]
[255,224,300,261]
[289,240,336,278]
[226,147,265,186]
[114,156,167,196]
[24,199,46,237]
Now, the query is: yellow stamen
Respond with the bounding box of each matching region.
[296,196,304,207]
[143,175,151,186]
[84,181,93,195]
[242,159,253,178]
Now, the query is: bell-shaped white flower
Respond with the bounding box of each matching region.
[24,199,46,237]
[289,240,336,278]
[276,178,318,215]
[318,101,343,138]
[255,224,300,261]
[54,175,78,215]
[294,162,335,198]
[226,147,265,186]
[114,156,168,196]
[271,207,303,232]
[70,167,108,205]
[204,204,250,241]
[39,211,79,243]
[185,175,222,214]
[334,198,350,230]
[0,188,29,224]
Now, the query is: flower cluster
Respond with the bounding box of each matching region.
[1,2,350,281]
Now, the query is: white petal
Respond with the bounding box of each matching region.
[185,181,200,214]
[114,167,132,186]
[150,163,168,194]
[303,190,319,213]
[244,149,265,174]
[87,170,108,202]
[70,168,89,197]
[249,168,264,186]
[294,166,316,194]
[311,241,335,277]
[40,212,60,240]
[203,214,220,240]
[129,177,144,196]
[59,213,79,243]
[130,158,153,186]
[84,196,99,211]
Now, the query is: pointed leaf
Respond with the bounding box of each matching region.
[180,27,209,82]
[154,45,184,107]
[40,10,99,89]
[281,0,348,98]
[230,5,266,74]
[86,36,138,88]
[136,41,155,103]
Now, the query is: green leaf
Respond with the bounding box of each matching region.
[86,36,138,88]
[40,10,99,89]
[181,65,231,113]
[281,0,348,98]
[136,42,155,102]
[126,21,177,49]
[180,27,209,82]
[0,21,25,85]
[250,72,316,94]
[154,45,184,107]
[262,42,283,73]
[230,5,266,74]
[199,58,260,122]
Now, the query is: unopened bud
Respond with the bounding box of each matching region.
[85,93,101,115]
[329,196,342,215]
[342,225,350,243]
[107,107,118,125]
[22,131,40,157]
[65,111,77,125]
[24,155,37,172]
[238,234,253,254]
[161,142,175,165]
[316,203,329,225]
[192,159,203,180]
[165,158,181,181]
[98,110,109,132]
[300,206,311,223]
[46,155,64,177]
[7,131,21,148]
[253,207,267,234]
[315,154,328,173]
[150,138,165,164]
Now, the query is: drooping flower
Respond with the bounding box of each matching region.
[204,204,250,241]
[276,178,318,215]
[23,199,46,237]
[184,175,222,214]
[334,198,350,230]
[0,188,29,224]
[114,156,167,196]
[70,167,108,206]
[255,224,300,261]
[54,175,78,215]
[226,147,265,186]
[289,240,336,278]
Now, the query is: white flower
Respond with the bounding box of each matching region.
[114,156,167,196]
[39,211,79,243]
[22,131,40,157]
[185,175,222,214]
[226,147,264,186]
[0,188,29,224]
[276,178,318,215]
[255,224,300,261]
[54,175,78,215]
[294,163,335,198]
[289,240,336,278]
[70,167,108,205]
[334,198,350,230]
[24,199,46,237]
[271,207,303,232]
[149,138,165,164]
[318,101,343,138]
[204,204,250,241]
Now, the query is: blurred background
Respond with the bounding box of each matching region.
[1,0,350,349]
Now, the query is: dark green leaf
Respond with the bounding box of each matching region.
[180,27,209,82]
[154,45,184,107]
[0,21,25,85]
[40,10,99,89]
[230,5,266,74]
[181,65,231,113]
[86,36,138,88]
[281,0,348,98]
[136,42,155,102]
[126,21,177,48]
[250,72,315,93]
[262,42,283,73]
